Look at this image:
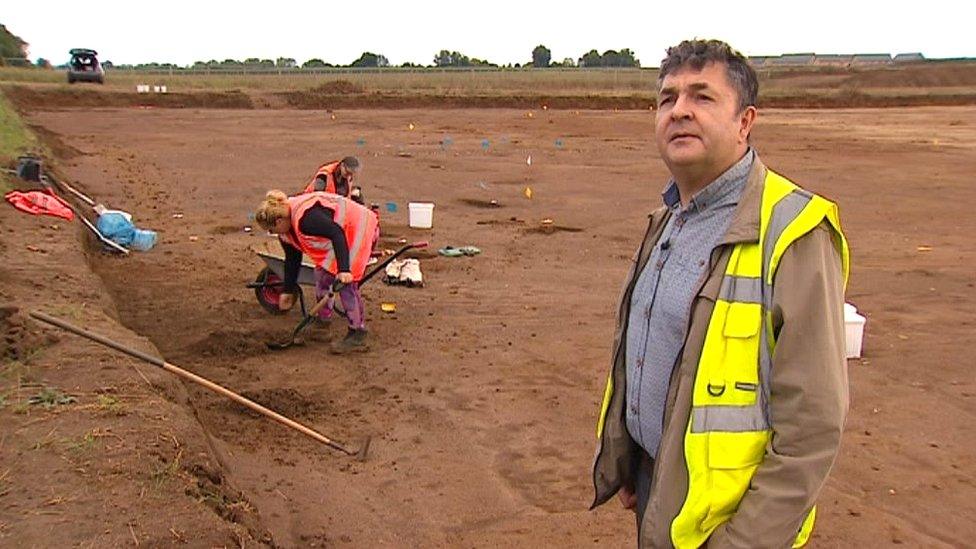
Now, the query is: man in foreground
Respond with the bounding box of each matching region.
[591,39,851,547]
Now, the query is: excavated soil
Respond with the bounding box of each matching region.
[4,104,976,547]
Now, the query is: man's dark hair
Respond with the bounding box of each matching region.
[658,39,758,112]
[340,156,361,171]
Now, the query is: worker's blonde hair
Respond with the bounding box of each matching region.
[255,190,290,230]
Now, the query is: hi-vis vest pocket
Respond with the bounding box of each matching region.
[707,431,767,469]
[700,301,762,406]
[722,301,761,338]
[701,431,770,532]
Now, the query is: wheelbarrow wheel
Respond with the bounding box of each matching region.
[254,267,289,315]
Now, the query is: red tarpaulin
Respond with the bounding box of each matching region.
[4,190,75,221]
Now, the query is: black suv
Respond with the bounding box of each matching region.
[67,48,104,84]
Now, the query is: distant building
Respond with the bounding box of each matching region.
[739,52,932,70]
[814,54,854,66]
[777,53,816,66]
[851,54,892,65]
[894,52,925,63]
[748,56,774,67]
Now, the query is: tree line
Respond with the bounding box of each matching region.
[0,22,640,71]
[186,45,637,70]
[137,46,639,70]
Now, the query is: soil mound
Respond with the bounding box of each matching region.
[2,85,254,110]
[844,62,976,89]
[309,80,364,94]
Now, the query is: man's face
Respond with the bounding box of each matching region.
[339,165,356,182]
[654,62,755,177]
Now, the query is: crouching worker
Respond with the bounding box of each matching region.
[255,190,379,354]
[303,156,364,205]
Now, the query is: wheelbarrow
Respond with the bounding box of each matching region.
[247,240,428,316]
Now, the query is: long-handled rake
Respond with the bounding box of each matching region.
[29,311,370,459]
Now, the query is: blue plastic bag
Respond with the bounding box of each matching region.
[96,211,157,251]
[96,212,135,245]
[129,229,157,251]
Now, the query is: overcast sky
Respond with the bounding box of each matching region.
[3,1,972,66]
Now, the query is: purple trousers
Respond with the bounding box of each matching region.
[313,268,366,330]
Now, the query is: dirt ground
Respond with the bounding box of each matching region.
[2,104,975,547]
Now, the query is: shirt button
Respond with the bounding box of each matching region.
[655,260,664,270]
[630,404,638,414]
[637,357,644,368]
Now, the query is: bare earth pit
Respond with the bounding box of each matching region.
[4,105,975,546]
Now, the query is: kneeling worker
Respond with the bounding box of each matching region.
[303,156,364,205]
[255,190,379,353]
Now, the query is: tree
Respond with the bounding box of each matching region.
[433,50,462,67]
[350,52,389,68]
[276,57,297,68]
[601,49,639,67]
[560,57,575,67]
[532,45,551,68]
[303,58,328,68]
[35,58,51,69]
[433,50,496,67]
[0,23,29,64]
[578,49,602,67]
[618,48,639,67]
[577,48,640,68]
[242,58,274,68]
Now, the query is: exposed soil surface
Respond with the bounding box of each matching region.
[2,104,975,547]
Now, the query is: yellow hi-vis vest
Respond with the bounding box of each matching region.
[596,169,850,548]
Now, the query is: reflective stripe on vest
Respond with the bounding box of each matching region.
[593,169,849,549]
[303,161,341,195]
[285,192,378,280]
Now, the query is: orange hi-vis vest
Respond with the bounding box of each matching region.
[280,192,378,281]
[302,161,348,196]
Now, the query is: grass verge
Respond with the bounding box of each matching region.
[0,89,41,192]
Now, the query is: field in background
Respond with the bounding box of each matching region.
[5,66,658,94]
[3,62,976,103]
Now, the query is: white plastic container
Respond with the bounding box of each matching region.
[408,202,435,229]
[844,303,866,359]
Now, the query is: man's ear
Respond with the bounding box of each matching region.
[739,106,758,143]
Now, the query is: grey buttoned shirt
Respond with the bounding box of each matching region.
[625,149,754,458]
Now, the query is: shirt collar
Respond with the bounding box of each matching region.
[661,148,754,212]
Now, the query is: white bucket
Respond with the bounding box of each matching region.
[408,202,435,229]
[844,303,866,359]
